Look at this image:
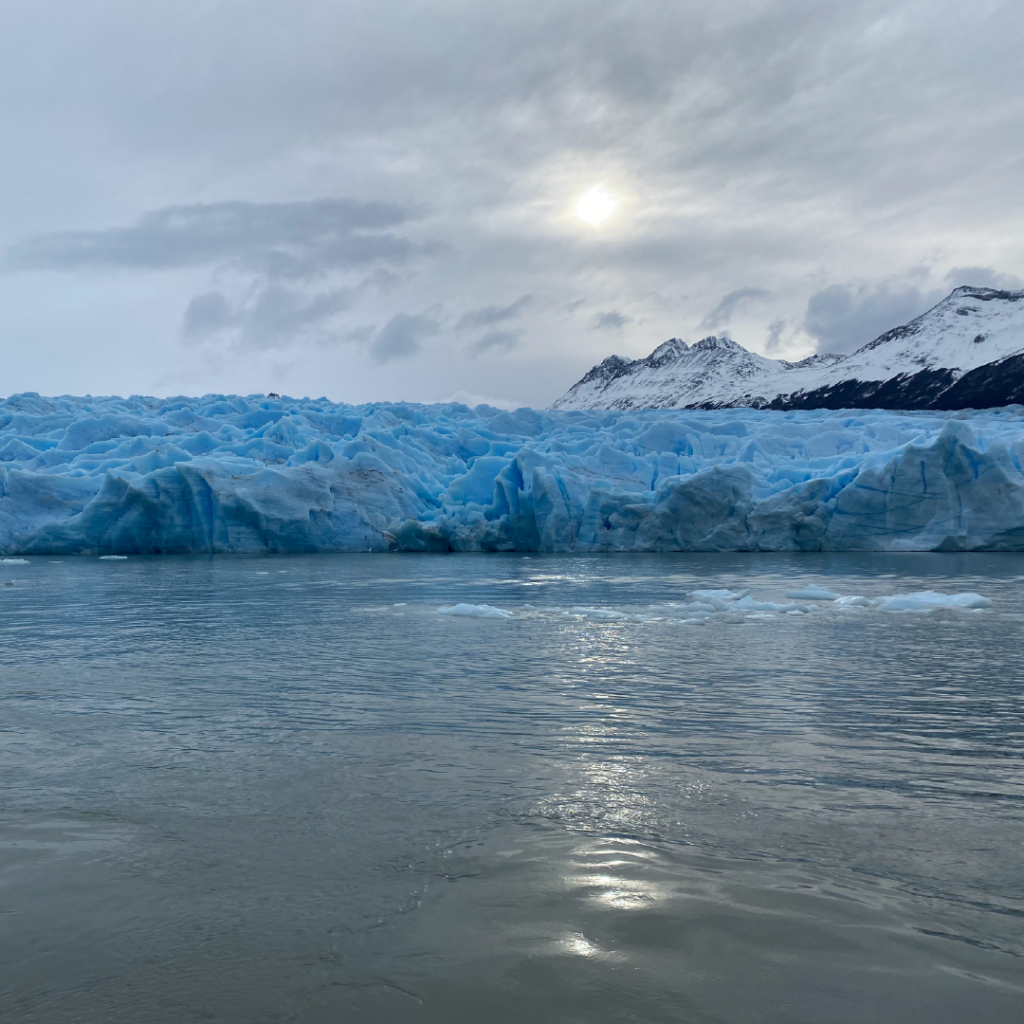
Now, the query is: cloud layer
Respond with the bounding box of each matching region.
[0,0,1021,402]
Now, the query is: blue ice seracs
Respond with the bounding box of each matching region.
[2,391,1024,554]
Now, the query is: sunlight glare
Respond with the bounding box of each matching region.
[575,187,616,226]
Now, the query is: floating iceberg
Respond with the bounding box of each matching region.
[876,591,992,611]
[437,603,514,618]
[3,392,1024,554]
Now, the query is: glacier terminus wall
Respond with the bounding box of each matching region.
[2,392,1024,554]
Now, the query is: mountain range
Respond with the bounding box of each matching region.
[553,286,1024,411]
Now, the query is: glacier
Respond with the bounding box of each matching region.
[2,391,1024,554]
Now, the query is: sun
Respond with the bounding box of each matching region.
[575,186,616,226]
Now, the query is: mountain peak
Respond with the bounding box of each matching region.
[642,338,689,367]
[553,287,1024,412]
[948,285,1024,303]
[692,335,745,353]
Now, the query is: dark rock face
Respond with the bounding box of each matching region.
[937,352,1024,409]
[575,354,635,387]
[770,369,959,411]
[769,355,1024,412]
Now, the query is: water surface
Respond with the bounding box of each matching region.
[1,553,1022,1022]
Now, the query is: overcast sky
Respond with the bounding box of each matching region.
[1,0,1022,407]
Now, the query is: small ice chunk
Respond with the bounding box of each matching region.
[1,558,29,564]
[690,588,742,601]
[681,601,717,615]
[878,591,992,612]
[256,571,269,575]
[99,555,128,560]
[393,602,407,607]
[785,584,841,601]
[835,595,872,607]
[437,603,513,618]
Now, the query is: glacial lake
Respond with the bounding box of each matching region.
[2,552,1023,1023]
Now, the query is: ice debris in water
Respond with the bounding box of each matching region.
[1,558,29,564]
[99,555,128,560]
[785,584,842,600]
[3,394,1024,554]
[437,603,514,618]
[549,587,994,625]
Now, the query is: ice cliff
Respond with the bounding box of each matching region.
[3,392,1024,553]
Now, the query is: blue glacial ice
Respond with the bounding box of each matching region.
[2,391,1024,554]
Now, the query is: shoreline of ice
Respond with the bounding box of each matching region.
[3,392,1024,554]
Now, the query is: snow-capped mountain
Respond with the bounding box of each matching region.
[553,287,1024,411]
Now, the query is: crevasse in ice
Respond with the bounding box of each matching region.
[2,392,1024,554]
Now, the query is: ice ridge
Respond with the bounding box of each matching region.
[3,392,1024,554]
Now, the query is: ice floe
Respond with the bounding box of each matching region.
[876,591,992,611]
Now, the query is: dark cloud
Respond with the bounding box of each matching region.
[804,284,944,355]
[4,199,422,278]
[457,295,531,330]
[700,288,769,330]
[370,313,440,363]
[472,329,520,355]
[945,266,1024,291]
[589,310,632,330]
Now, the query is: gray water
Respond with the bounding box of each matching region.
[1,553,1022,1023]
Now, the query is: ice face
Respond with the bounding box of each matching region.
[2,393,1024,553]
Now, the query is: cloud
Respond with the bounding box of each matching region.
[945,266,1024,291]
[765,318,787,355]
[471,329,520,355]
[589,310,632,330]
[442,390,522,411]
[700,288,769,331]
[4,198,422,277]
[457,294,531,330]
[182,291,235,338]
[804,283,944,355]
[370,312,440,363]
[181,285,355,349]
